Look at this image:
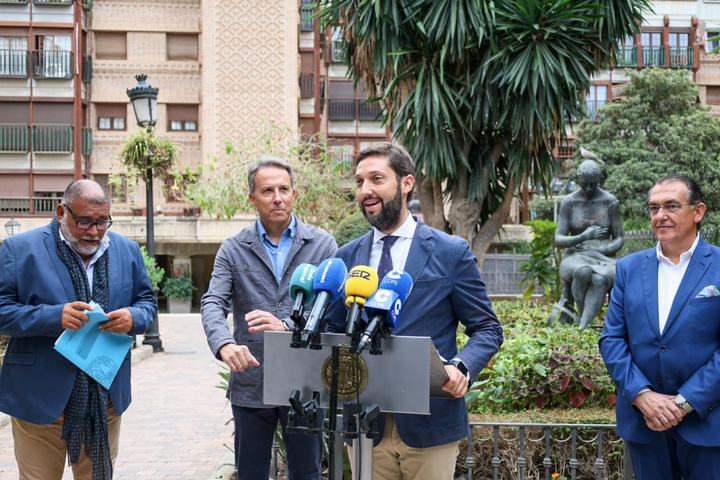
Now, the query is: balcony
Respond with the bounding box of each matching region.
[0,0,28,3]
[300,5,314,31]
[32,124,73,153]
[33,0,72,4]
[0,50,29,78]
[330,40,346,63]
[328,98,382,121]
[83,55,92,83]
[32,50,73,79]
[299,73,314,98]
[585,100,607,121]
[642,46,665,68]
[615,46,637,68]
[0,124,30,153]
[0,196,60,214]
[669,47,693,69]
[82,128,92,156]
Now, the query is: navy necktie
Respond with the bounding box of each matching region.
[377,235,399,279]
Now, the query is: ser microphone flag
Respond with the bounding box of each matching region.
[344,265,379,338]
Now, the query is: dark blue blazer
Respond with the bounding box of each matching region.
[600,237,720,446]
[326,218,503,448]
[0,223,157,424]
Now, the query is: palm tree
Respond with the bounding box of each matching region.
[317,0,650,266]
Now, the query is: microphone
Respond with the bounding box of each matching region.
[289,263,318,326]
[301,258,348,348]
[354,270,413,355]
[344,266,379,339]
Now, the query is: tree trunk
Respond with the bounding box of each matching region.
[472,178,515,269]
[416,172,450,233]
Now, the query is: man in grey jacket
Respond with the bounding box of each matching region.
[201,156,338,480]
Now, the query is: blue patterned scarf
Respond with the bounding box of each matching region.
[52,216,113,480]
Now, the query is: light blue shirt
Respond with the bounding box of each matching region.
[257,214,297,284]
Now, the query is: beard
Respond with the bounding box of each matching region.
[361,184,404,232]
[59,216,101,258]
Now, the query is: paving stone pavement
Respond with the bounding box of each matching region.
[0,314,236,480]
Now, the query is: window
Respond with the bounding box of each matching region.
[0,36,28,77]
[668,32,691,68]
[95,32,127,60]
[167,104,198,131]
[35,34,71,78]
[96,103,127,131]
[615,36,636,67]
[585,84,608,121]
[706,86,720,106]
[641,32,664,67]
[166,34,199,61]
[95,174,127,203]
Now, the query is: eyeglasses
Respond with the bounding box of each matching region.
[646,203,693,216]
[63,204,113,231]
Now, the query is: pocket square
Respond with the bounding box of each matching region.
[696,285,720,298]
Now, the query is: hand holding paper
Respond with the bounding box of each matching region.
[54,302,133,389]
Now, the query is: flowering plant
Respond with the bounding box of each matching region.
[552,474,568,480]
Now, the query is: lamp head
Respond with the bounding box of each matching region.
[126,74,159,128]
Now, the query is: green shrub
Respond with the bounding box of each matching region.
[519,220,562,301]
[465,300,616,413]
[162,275,196,301]
[333,211,371,247]
[140,246,165,291]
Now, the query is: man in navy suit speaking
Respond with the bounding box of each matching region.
[600,174,720,480]
[325,142,503,480]
[0,180,157,480]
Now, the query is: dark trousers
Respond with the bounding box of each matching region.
[232,404,324,480]
[628,429,720,480]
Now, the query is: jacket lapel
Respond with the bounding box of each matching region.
[663,239,712,334]
[640,249,661,339]
[44,228,76,302]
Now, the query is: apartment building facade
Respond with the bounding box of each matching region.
[2,0,719,303]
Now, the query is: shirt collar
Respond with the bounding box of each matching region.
[372,211,416,244]
[257,213,297,245]
[656,233,700,264]
[58,229,111,266]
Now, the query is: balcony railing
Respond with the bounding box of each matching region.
[32,124,73,153]
[299,73,314,98]
[32,50,73,79]
[82,128,92,156]
[330,40,346,63]
[83,55,92,83]
[33,0,73,4]
[328,98,382,121]
[300,6,314,31]
[669,46,693,69]
[0,196,62,214]
[585,100,607,122]
[0,50,29,78]
[642,46,665,68]
[0,124,30,153]
[0,0,28,3]
[615,46,637,68]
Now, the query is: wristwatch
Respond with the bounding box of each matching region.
[448,358,470,381]
[674,394,694,414]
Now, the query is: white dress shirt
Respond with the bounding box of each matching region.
[656,234,699,334]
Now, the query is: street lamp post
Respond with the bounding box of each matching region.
[127,74,163,352]
[4,218,21,237]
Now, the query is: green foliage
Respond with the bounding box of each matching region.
[465,300,616,413]
[161,275,196,301]
[316,0,649,259]
[332,211,371,247]
[519,220,562,301]
[177,121,354,233]
[113,128,180,204]
[575,69,720,230]
[140,246,165,291]
[529,195,558,222]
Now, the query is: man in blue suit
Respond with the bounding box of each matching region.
[325,142,504,480]
[0,179,157,480]
[600,174,720,480]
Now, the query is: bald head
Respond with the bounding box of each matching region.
[62,179,111,208]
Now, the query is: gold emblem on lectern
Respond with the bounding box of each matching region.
[321,346,368,400]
